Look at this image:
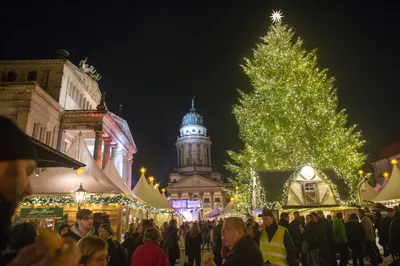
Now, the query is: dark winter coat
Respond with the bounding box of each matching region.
[380,216,392,245]
[185,231,203,256]
[66,223,96,241]
[289,218,303,246]
[212,224,223,255]
[222,234,263,266]
[165,227,180,261]
[389,212,400,253]
[302,221,320,251]
[345,220,366,250]
[106,237,128,266]
[122,232,143,263]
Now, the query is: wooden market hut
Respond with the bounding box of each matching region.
[16,134,150,242]
[256,165,354,217]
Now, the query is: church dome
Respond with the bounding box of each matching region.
[181,107,204,127]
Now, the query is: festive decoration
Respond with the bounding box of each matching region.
[149,176,155,183]
[270,10,283,23]
[383,172,390,179]
[226,11,366,208]
[161,188,166,193]
[19,194,173,213]
[74,183,87,210]
[391,159,398,166]
[140,167,147,174]
[154,183,160,189]
[358,169,364,176]
[76,168,84,175]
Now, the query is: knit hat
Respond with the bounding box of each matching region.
[58,223,70,235]
[0,117,37,162]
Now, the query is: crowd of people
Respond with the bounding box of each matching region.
[2,116,400,266]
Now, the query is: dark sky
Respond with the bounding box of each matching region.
[2,1,400,187]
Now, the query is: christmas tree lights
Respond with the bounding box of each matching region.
[227,11,366,208]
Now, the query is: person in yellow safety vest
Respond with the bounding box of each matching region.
[255,208,296,265]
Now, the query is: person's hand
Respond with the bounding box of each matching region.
[45,238,80,266]
[7,244,44,266]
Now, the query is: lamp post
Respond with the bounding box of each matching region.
[74,183,87,211]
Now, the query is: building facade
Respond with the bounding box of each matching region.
[166,100,231,220]
[0,56,136,188]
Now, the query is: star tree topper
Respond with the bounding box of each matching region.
[270,10,283,23]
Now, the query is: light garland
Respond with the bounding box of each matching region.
[20,194,173,213]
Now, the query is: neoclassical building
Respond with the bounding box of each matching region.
[167,100,231,220]
[0,53,136,188]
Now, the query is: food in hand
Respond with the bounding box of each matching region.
[36,228,64,256]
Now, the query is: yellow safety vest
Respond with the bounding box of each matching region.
[259,225,287,266]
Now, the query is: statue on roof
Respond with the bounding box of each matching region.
[79,57,102,81]
[192,96,195,109]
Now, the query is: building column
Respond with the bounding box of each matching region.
[189,144,192,165]
[102,137,111,169]
[207,145,211,167]
[196,144,200,165]
[210,192,215,207]
[57,129,66,152]
[180,146,184,166]
[110,143,118,162]
[176,146,180,167]
[122,154,128,185]
[93,130,103,167]
[127,158,133,189]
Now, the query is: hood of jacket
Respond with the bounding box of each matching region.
[70,223,95,238]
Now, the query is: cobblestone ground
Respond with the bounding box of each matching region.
[173,243,392,265]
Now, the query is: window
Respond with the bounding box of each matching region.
[7,72,17,81]
[27,71,37,81]
[303,182,318,205]
[32,123,40,139]
[204,198,210,203]
[45,131,52,145]
[215,198,221,202]
[304,183,316,192]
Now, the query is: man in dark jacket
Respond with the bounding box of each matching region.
[389,210,400,257]
[212,219,223,266]
[0,117,79,266]
[222,217,263,266]
[380,208,395,257]
[290,211,303,265]
[66,209,96,241]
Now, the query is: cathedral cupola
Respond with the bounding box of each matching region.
[180,98,207,137]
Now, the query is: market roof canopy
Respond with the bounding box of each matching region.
[371,166,400,202]
[220,201,236,216]
[30,137,85,169]
[360,182,378,201]
[132,174,173,210]
[31,134,124,194]
[204,206,220,218]
[102,161,137,199]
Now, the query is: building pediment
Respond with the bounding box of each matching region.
[167,175,223,189]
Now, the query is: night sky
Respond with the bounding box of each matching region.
[2,1,400,187]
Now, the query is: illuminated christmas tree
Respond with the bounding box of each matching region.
[227,11,366,208]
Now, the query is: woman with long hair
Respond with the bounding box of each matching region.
[77,236,109,266]
[185,222,203,266]
[160,221,168,250]
[165,219,180,265]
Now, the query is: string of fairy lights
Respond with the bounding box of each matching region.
[20,167,173,213]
